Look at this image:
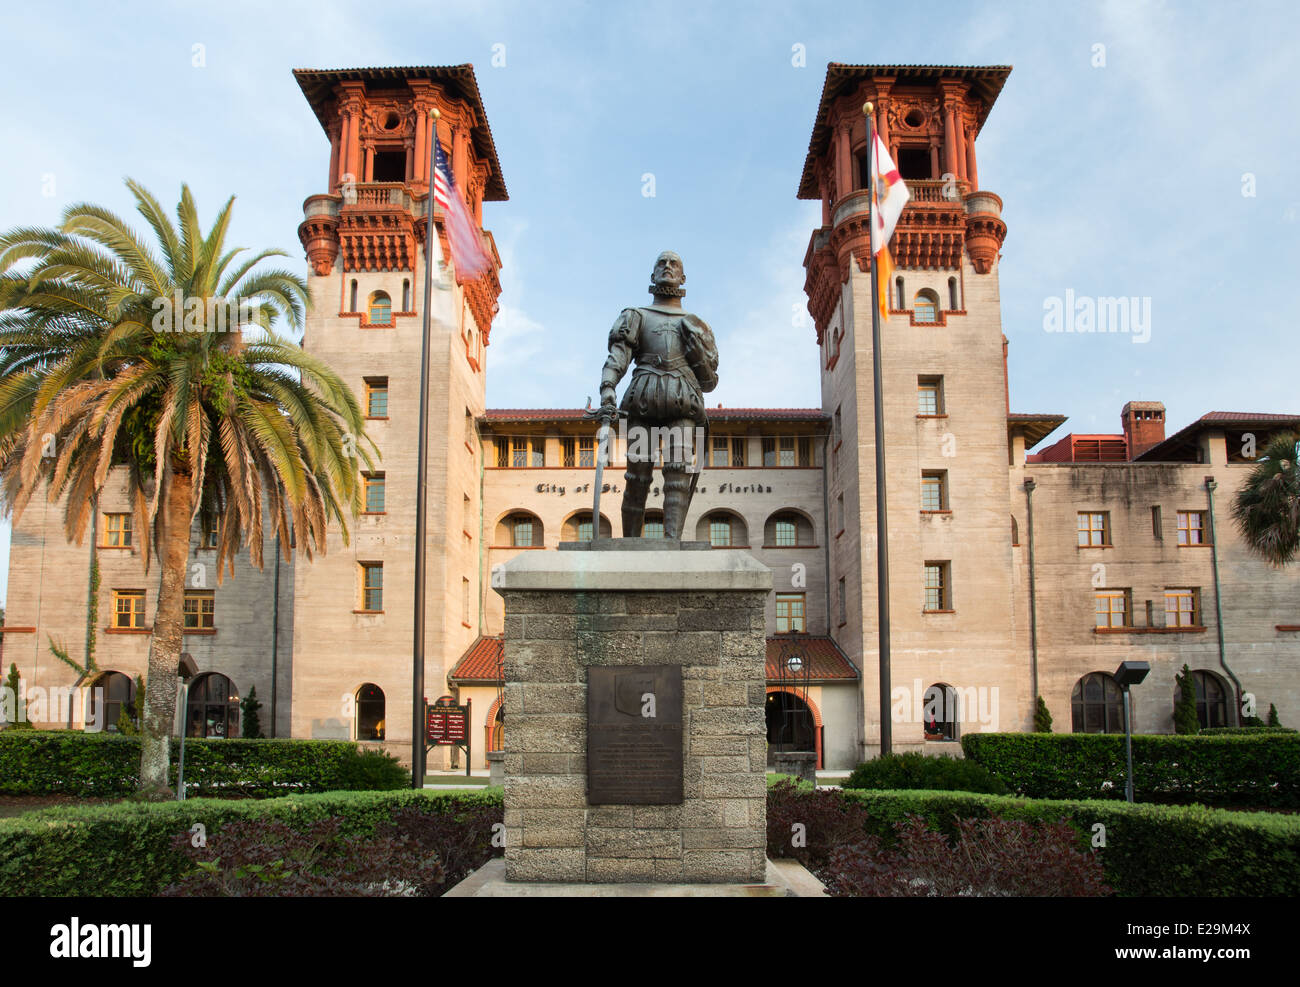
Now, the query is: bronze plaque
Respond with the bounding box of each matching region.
[587,665,683,805]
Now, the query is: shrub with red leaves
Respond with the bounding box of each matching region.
[766,779,874,868]
[821,814,1112,897]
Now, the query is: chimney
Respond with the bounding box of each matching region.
[1121,401,1166,459]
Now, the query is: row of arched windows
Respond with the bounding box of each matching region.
[496,508,816,548]
[85,670,243,738]
[895,277,961,321]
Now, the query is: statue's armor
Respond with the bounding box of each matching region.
[601,305,718,425]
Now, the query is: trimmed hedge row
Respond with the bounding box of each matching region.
[1200,726,1297,735]
[0,788,502,896]
[960,732,1300,807]
[0,731,406,797]
[835,789,1300,896]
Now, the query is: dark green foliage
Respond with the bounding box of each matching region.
[0,732,409,797]
[1173,664,1199,735]
[832,789,1300,897]
[1034,695,1053,733]
[2,663,32,729]
[1230,430,1300,567]
[961,732,1300,807]
[0,788,502,896]
[1269,704,1282,727]
[1200,725,1296,735]
[240,686,263,739]
[843,752,1007,795]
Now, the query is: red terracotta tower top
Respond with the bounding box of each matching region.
[799,64,1012,343]
[293,65,507,336]
[1121,401,1167,459]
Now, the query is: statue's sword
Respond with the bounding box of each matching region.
[583,403,624,542]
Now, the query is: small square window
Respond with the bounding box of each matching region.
[921,472,947,511]
[365,379,389,419]
[918,376,944,415]
[924,562,950,612]
[1165,588,1199,627]
[184,592,215,630]
[112,591,146,629]
[363,473,385,513]
[1176,511,1208,546]
[775,593,806,633]
[360,563,384,612]
[103,513,132,548]
[1094,590,1129,629]
[1077,512,1111,547]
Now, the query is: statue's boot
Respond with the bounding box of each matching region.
[662,466,691,539]
[622,468,650,537]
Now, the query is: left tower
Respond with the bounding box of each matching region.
[289,66,508,763]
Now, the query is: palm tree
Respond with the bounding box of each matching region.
[0,179,373,796]
[1231,431,1300,567]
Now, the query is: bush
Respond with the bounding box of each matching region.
[1034,695,1053,733]
[822,815,1111,897]
[0,788,503,896]
[1199,726,1297,735]
[0,731,409,797]
[1173,665,1199,735]
[770,786,1300,896]
[961,732,1300,807]
[843,752,1007,795]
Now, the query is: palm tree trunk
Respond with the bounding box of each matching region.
[136,471,194,798]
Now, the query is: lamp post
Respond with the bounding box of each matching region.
[175,653,198,802]
[1114,660,1150,803]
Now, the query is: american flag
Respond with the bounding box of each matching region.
[433,140,493,283]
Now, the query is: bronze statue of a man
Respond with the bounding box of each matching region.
[599,251,719,539]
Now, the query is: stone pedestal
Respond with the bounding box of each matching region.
[772,751,818,786]
[485,750,505,787]
[494,546,771,884]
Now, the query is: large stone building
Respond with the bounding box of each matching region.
[2,63,1296,771]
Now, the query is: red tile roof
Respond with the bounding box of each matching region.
[448,636,504,683]
[767,636,859,682]
[483,408,827,423]
[1136,411,1300,462]
[448,633,859,683]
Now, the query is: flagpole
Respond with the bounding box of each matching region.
[865,101,892,757]
[412,106,441,788]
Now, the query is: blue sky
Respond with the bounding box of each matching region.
[1,0,1297,602]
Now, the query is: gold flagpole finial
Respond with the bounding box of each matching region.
[863,101,873,115]
[431,108,441,120]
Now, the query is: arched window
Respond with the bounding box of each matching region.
[86,671,135,733]
[698,511,747,548]
[948,277,960,311]
[764,510,814,547]
[355,683,385,740]
[488,704,504,752]
[923,683,959,740]
[643,510,665,539]
[349,279,358,313]
[565,511,611,542]
[185,672,240,738]
[913,289,940,324]
[1191,670,1229,729]
[368,291,392,326]
[766,691,817,756]
[895,276,905,310]
[1072,672,1123,734]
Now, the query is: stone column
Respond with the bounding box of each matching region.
[496,548,772,884]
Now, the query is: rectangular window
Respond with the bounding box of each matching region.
[779,436,795,467]
[711,436,730,467]
[834,406,842,445]
[774,519,797,546]
[363,473,385,513]
[360,563,383,612]
[1177,510,1208,546]
[798,436,813,467]
[838,577,847,625]
[762,437,776,467]
[1152,505,1163,540]
[1165,588,1200,627]
[462,576,470,624]
[112,590,145,629]
[103,513,132,547]
[463,494,471,536]
[837,493,845,533]
[731,437,745,467]
[495,438,509,468]
[1094,590,1130,629]
[511,437,527,468]
[184,591,215,630]
[921,471,947,511]
[365,378,388,418]
[775,593,806,634]
[1077,512,1111,547]
[918,376,944,415]
[578,436,595,467]
[531,440,544,468]
[709,519,732,547]
[561,437,576,467]
[202,529,218,549]
[924,562,950,612]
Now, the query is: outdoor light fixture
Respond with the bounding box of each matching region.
[1114,660,1150,803]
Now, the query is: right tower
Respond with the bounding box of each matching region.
[800,64,1019,757]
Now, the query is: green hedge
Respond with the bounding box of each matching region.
[960,732,1300,807]
[0,731,407,797]
[1199,726,1297,735]
[836,789,1300,896]
[0,788,503,896]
